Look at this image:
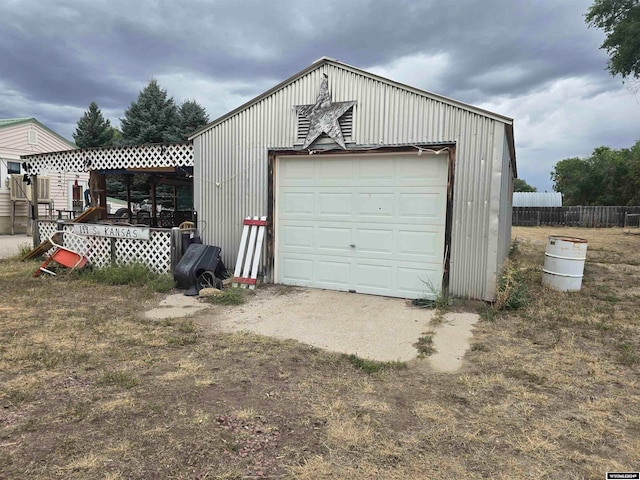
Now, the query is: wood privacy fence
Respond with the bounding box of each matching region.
[512,206,640,228]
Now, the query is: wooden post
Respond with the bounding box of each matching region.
[173,185,178,211]
[126,175,132,222]
[89,170,100,207]
[31,175,40,247]
[11,201,16,235]
[98,174,107,219]
[151,175,157,227]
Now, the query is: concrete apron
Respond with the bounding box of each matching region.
[145,290,479,372]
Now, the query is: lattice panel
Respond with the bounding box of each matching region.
[113,230,172,274]
[61,227,112,268]
[38,221,57,243]
[23,143,193,175]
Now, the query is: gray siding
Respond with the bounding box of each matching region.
[496,130,515,293]
[194,61,514,300]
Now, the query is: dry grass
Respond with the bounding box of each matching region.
[1,227,639,479]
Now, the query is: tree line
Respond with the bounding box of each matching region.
[72,79,209,148]
[551,141,640,206]
[72,80,209,210]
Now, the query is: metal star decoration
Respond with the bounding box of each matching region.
[295,74,356,149]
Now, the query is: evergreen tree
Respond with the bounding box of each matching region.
[72,101,115,148]
[120,80,180,144]
[177,100,209,140]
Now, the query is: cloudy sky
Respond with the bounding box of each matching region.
[1,0,638,191]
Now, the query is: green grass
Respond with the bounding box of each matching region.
[414,332,436,357]
[204,287,249,305]
[617,341,639,365]
[80,262,175,292]
[346,354,407,373]
[97,370,140,389]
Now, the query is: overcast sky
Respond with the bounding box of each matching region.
[1,0,638,191]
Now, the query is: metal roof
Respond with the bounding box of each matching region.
[0,118,34,127]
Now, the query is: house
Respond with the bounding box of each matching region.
[0,118,83,234]
[190,57,516,301]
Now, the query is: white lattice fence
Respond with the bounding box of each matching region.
[36,222,173,274]
[113,230,172,274]
[61,227,112,268]
[37,220,57,244]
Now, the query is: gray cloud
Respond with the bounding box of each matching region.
[0,0,638,191]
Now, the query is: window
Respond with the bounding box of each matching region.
[7,161,21,174]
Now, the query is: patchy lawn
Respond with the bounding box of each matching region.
[1,226,639,479]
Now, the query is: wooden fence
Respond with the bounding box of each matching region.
[512,206,640,228]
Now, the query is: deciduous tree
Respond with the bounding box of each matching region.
[551,141,640,205]
[513,178,537,192]
[586,0,640,81]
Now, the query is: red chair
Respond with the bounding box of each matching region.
[34,232,88,277]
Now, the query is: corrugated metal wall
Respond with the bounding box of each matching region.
[194,62,514,300]
[513,192,562,207]
[495,130,514,295]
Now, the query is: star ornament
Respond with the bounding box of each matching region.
[295,74,356,149]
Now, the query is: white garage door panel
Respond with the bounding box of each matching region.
[397,230,441,258]
[281,225,314,249]
[316,260,351,287]
[396,265,441,296]
[281,257,314,282]
[318,227,352,251]
[355,228,393,254]
[319,193,352,215]
[398,192,445,220]
[356,193,394,217]
[276,154,447,299]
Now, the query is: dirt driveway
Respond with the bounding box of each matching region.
[147,285,479,369]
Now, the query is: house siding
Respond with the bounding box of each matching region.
[0,121,80,233]
[194,61,515,300]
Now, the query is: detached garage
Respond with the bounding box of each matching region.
[190,57,516,301]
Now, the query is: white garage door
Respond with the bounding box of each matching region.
[275,153,448,299]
